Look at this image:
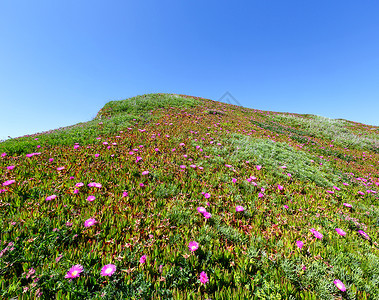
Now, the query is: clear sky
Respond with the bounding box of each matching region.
[1,0,379,140]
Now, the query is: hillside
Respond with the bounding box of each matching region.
[0,93,378,299]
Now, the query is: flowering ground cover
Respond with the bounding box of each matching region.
[0,93,378,299]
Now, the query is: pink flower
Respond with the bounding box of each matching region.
[258,192,264,198]
[204,193,210,199]
[358,191,365,195]
[310,228,323,239]
[335,228,346,236]
[139,255,147,264]
[88,182,102,188]
[136,156,142,162]
[333,186,341,191]
[334,279,346,292]
[287,173,292,177]
[87,196,96,202]
[326,190,334,194]
[74,145,80,149]
[236,206,244,212]
[100,264,116,276]
[84,218,96,228]
[142,171,149,175]
[49,158,54,162]
[65,264,84,279]
[203,212,212,219]
[56,254,63,263]
[343,203,352,208]
[283,205,289,209]
[197,207,207,214]
[2,180,15,186]
[1,153,6,157]
[278,185,283,191]
[57,167,65,171]
[199,271,209,284]
[75,182,84,187]
[296,241,304,249]
[46,195,57,201]
[188,241,199,252]
[232,178,237,183]
[6,165,15,170]
[123,191,128,197]
[94,154,100,158]
[73,189,79,194]
[256,165,262,171]
[343,182,349,186]
[180,165,186,169]
[358,230,370,240]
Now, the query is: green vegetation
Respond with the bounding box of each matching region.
[0,93,378,299]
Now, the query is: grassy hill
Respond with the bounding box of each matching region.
[0,93,378,299]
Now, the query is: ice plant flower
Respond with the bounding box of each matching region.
[236,205,244,212]
[75,182,84,187]
[335,228,346,236]
[358,230,370,240]
[296,241,304,249]
[188,241,199,252]
[278,185,283,191]
[204,193,210,199]
[197,207,207,214]
[46,195,57,201]
[122,191,128,197]
[310,228,323,239]
[334,279,346,292]
[84,218,96,228]
[100,264,117,277]
[65,265,83,279]
[258,192,264,198]
[87,196,96,202]
[256,165,262,170]
[199,271,209,284]
[57,167,65,171]
[6,165,15,170]
[343,203,352,208]
[203,212,212,219]
[2,180,15,186]
[139,255,147,264]
[1,153,6,157]
[232,178,237,183]
[142,171,149,175]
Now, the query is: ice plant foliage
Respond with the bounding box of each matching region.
[0,93,377,299]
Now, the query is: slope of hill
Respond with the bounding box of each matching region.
[0,93,378,299]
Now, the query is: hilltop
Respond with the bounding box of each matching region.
[0,93,378,299]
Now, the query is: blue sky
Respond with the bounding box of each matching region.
[1,0,379,140]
